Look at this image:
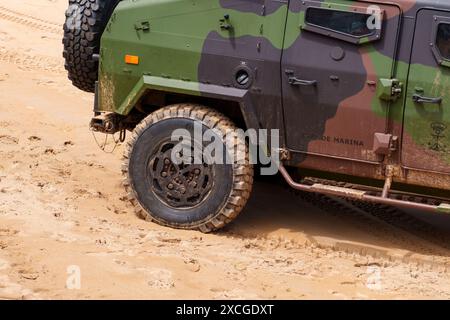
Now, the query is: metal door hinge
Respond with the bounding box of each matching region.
[377,78,403,101]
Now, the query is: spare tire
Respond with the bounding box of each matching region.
[63,0,121,93]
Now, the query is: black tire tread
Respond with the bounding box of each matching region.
[122,104,254,233]
[63,0,120,92]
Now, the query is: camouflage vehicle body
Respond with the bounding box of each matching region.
[61,0,450,230]
[97,0,449,194]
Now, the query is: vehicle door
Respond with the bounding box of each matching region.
[402,9,450,174]
[281,1,401,162]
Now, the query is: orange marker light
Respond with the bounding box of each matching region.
[125,55,139,65]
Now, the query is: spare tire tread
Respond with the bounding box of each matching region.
[63,0,120,92]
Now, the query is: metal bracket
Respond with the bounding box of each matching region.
[373,133,398,155]
[275,148,291,161]
[377,78,403,101]
[220,14,233,31]
[381,165,395,198]
[135,20,150,32]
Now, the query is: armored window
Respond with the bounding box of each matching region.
[436,23,450,60]
[431,17,450,67]
[302,6,382,44]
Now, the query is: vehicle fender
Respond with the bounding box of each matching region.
[116,75,260,130]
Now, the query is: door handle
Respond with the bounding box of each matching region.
[288,77,317,86]
[412,94,442,105]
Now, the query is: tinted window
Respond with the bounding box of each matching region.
[305,7,373,37]
[437,23,450,60]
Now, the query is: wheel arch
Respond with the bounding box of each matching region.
[104,76,260,131]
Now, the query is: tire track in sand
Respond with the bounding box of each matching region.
[0,46,63,73]
[0,6,61,35]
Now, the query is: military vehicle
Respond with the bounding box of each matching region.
[63,0,450,232]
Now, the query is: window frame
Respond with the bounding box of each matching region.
[431,16,450,68]
[299,2,384,45]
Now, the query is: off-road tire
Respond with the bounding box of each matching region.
[122,104,254,233]
[63,0,120,92]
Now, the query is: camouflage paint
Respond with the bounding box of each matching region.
[281,0,400,163]
[97,0,450,193]
[402,8,450,174]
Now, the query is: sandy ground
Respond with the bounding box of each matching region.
[1,0,450,300]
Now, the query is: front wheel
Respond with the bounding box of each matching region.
[122,104,254,233]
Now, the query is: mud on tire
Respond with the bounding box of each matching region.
[122,104,254,233]
[63,0,121,92]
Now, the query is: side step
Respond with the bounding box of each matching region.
[438,203,450,213]
[310,184,366,200]
[278,165,450,214]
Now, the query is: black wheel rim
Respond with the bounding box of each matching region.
[147,140,214,209]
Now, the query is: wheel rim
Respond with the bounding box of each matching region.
[147,140,214,209]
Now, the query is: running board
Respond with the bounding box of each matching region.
[278,165,450,214]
